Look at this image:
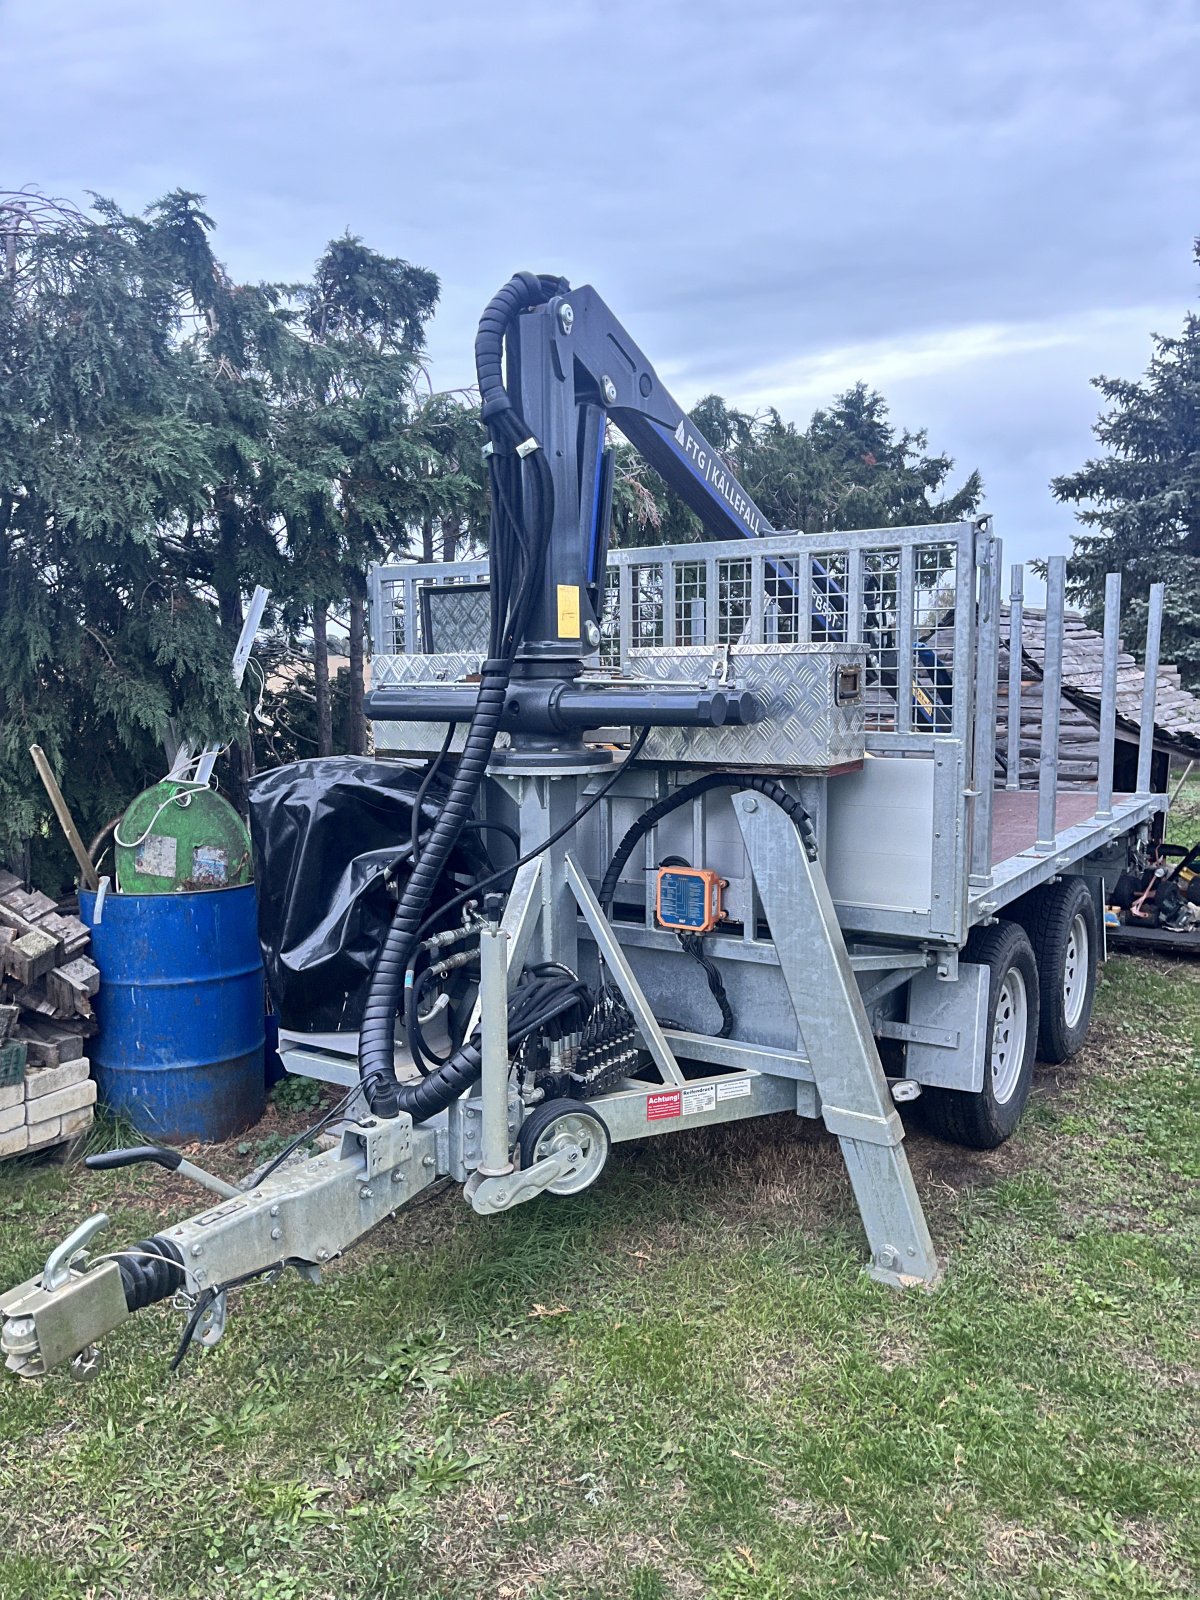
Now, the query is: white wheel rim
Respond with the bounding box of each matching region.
[1063,912,1089,1029]
[991,966,1028,1105]
[533,1114,606,1195]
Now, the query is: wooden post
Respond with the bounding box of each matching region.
[28,747,99,890]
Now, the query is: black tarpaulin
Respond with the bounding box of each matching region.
[248,756,489,1032]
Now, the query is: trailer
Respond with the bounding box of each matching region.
[0,273,1170,1379]
[320,528,1164,1262]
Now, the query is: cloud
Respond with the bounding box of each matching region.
[2,0,1196,580]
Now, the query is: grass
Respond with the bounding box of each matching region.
[0,957,1197,1599]
[1165,769,1200,849]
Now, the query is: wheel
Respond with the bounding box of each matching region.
[922,920,1040,1150]
[515,1100,610,1196]
[1012,877,1098,1063]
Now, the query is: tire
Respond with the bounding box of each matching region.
[515,1099,610,1196]
[1012,877,1098,1063]
[922,920,1040,1150]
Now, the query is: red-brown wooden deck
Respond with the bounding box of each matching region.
[990,790,1129,867]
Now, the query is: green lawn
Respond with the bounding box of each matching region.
[1,951,1197,1600]
[1165,770,1200,848]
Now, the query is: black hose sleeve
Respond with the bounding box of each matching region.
[118,1236,185,1312]
[599,773,817,918]
[475,273,566,420]
[358,664,509,1117]
[358,271,568,1120]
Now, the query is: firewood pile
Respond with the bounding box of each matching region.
[0,870,99,1159]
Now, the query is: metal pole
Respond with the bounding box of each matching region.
[969,532,1002,884]
[477,922,513,1177]
[1005,565,1024,791]
[1035,556,1066,851]
[1096,572,1122,819]
[366,562,383,656]
[1136,583,1165,795]
[1169,760,1194,807]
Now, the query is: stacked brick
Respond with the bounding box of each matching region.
[0,870,100,1160]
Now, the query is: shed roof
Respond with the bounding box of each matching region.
[1001,604,1200,760]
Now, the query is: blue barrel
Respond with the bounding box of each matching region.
[80,884,265,1143]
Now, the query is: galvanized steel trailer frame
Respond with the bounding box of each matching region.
[367,523,1165,940]
[278,521,1165,1276]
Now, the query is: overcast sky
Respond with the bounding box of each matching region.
[4,0,1198,586]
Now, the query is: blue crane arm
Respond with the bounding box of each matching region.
[510,280,951,730]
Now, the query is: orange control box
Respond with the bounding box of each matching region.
[654,866,725,933]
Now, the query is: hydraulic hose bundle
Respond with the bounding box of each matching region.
[357,273,567,1120]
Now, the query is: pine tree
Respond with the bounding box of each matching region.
[611,383,982,548]
[0,193,457,882]
[0,190,269,885]
[1054,240,1200,686]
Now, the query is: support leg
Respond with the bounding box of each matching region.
[565,853,685,1087]
[732,792,941,1287]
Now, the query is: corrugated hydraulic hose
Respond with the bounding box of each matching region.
[357,272,565,1120]
[356,665,509,1118]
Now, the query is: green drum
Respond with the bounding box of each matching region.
[114,780,253,894]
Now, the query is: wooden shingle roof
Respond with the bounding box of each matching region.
[1003,605,1200,761]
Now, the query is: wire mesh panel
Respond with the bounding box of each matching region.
[861,549,901,731]
[911,543,957,735]
[812,551,848,645]
[717,557,752,644]
[762,554,802,645]
[674,560,706,646]
[632,563,666,650]
[375,574,405,656]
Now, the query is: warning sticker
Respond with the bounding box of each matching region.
[646,1090,682,1121]
[682,1083,717,1116]
[717,1078,753,1102]
[136,832,178,879]
[556,583,581,639]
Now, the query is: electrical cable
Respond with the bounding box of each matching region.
[409,721,457,870]
[598,772,817,921]
[462,818,522,855]
[169,1260,299,1373]
[678,932,735,1038]
[413,726,651,948]
[245,1080,365,1191]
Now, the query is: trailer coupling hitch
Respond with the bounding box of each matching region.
[1,1113,442,1379]
[0,1213,129,1379]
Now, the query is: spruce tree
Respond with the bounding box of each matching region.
[1054,239,1200,686]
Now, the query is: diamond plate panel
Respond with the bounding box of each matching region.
[370,652,512,754]
[630,644,867,769]
[420,583,491,653]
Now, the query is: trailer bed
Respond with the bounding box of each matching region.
[989,790,1127,865]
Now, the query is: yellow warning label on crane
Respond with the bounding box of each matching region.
[556,584,581,639]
